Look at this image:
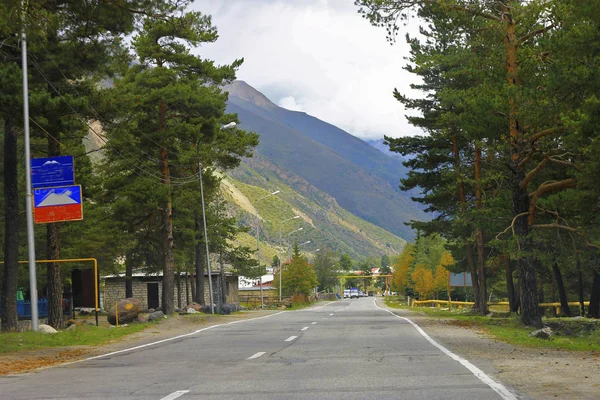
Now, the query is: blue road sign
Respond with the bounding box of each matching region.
[33,185,83,224]
[33,185,82,208]
[31,155,75,188]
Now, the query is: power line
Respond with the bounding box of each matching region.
[29,59,201,185]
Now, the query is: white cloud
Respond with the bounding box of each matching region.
[278,95,305,112]
[192,0,424,139]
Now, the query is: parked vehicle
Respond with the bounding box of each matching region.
[343,289,350,299]
[350,288,359,299]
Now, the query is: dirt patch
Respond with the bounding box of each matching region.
[0,310,276,376]
[385,304,600,400]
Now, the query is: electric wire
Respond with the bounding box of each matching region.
[29,59,202,186]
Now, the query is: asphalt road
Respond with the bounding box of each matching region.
[0,298,519,400]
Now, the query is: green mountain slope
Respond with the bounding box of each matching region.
[224,81,427,241]
[221,160,406,263]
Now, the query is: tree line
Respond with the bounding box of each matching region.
[357,0,600,327]
[0,0,258,332]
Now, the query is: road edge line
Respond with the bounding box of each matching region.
[66,311,285,365]
[373,300,518,400]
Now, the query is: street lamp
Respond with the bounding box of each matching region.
[255,190,280,309]
[198,121,238,314]
[278,215,300,301]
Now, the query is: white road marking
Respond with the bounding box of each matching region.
[71,311,286,364]
[285,335,298,342]
[301,327,309,331]
[160,390,189,400]
[373,300,518,400]
[311,322,317,325]
[329,313,334,316]
[246,352,266,360]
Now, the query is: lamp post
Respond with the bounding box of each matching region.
[198,122,237,314]
[255,190,280,309]
[278,215,300,301]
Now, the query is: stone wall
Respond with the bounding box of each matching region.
[102,274,238,311]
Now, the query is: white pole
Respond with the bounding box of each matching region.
[198,161,214,314]
[21,2,39,331]
[256,210,263,310]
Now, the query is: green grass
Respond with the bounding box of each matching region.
[0,322,150,354]
[385,297,600,352]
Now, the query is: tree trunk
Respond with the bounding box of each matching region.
[47,134,63,329]
[185,271,190,305]
[159,99,175,315]
[125,251,133,298]
[504,12,541,328]
[587,271,600,318]
[503,254,518,313]
[190,272,196,304]
[474,143,487,315]
[221,261,227,305]
[1,118,19,332]
[576,255,585,316]
[176,270,181,309]
[451,134,480,310]
[551,262,571,317]
[194,211,205,305]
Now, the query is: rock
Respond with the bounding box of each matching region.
[201,304,215,314]
[147,308,155,313]
[220,304,233,315]
[148,310,165,321]
[175,308,182,313]
[136,315,148,323]
[107,298,143,326]
[66,324,78,331]
[38,324,58,334]
[186,302,203,312]
[530,327,553,340]
[573,316,584,320]
[187,308,198,314]
[66,319,81,327]
[486,312,494,318]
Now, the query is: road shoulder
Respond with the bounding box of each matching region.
[0,310,278,376]
[377,299,600,400]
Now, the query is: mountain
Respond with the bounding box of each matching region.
[222,165,407,262]
[365,138,404,159]
[224,81,427,241]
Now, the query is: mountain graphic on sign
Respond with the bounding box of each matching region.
[42,160,61,166]
[38,190,78,206]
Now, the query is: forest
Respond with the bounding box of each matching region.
[356,0,600,327]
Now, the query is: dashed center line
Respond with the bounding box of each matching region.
[311,322,317,325]
[285,335,298,342]
[329,313,334,316]
[301,327,309,331]
[160,390,189,400]
[246,352,266,360]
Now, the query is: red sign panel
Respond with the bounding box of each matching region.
[34,203,83,224]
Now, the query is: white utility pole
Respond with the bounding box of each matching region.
[21,3,39,331]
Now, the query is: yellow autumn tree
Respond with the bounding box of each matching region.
[433,252,454,297]
[411,264,434,299]
[391,244,414,294]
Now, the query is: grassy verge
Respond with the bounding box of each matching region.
[0,322,150,354]
[385,297,600,352]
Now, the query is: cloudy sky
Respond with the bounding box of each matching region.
[192,0,423,140]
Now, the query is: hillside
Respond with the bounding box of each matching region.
[221,164,406,262]
[224,81,428,241]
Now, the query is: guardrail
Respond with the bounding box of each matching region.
[411,299,590,314]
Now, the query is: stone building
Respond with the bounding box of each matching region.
[102,271,238,311]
